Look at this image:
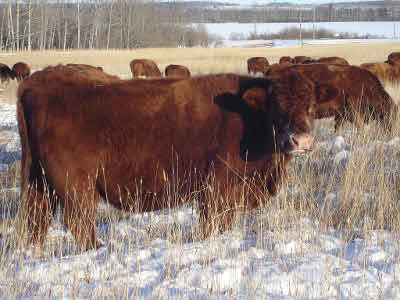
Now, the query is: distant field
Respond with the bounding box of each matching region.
[0,41,400,104]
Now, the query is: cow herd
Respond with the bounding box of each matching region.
[13,52,400,252]
[0,62,30,84]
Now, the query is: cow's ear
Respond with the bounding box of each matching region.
[214,93,248,114]
[241,87,269,111]
[315,83,339,104]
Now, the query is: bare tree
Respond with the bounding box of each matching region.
[77,0,80,48]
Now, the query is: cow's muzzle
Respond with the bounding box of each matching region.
[281,132,314,156]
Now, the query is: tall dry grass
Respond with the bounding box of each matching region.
[0,42,400,297]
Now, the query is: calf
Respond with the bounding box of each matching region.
[17,65,337,250]
[165,64,191,78]
[12,62,30,81]
[247,57,270,75]
[130,59,162,78]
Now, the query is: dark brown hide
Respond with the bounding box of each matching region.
[12,62,30,81]
[165,64,191,78]
[247,57,270,75]
[66,63,104,73]
[315,57,349,65]
[279,56,293,64]
[360,62,400,83]
[0,63,13,83]
[266,63,397,130]
[130,59,162,78]
[293,56,313,64]
[18,65,334,250]
[387,52,400,65]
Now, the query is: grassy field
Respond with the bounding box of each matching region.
[1,42,400,298]
[1,42,400,104]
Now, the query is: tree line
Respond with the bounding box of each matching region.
[2,1,399,51]
[0,0,214,51]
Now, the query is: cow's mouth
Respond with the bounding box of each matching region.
[286,148,313,156]
[280,132,314,156]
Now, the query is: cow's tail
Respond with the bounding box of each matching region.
[17,91,32,201]
[16,90,33,241]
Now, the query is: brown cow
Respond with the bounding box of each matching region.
[293,56,313,64]
[130,59,162,78]
[66,63,104,72]
[302,57,349,65]
[266,63,397,131]
[17,65,337,251]
[0,63,14,84]
[360,62,400,84]
[279,56,294,64]
[386,52,400,65]
[165,64,191,78]
[247,57,270,75]
[315,57,349,65]
[12,62,30,81]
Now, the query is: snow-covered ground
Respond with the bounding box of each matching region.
[202,21,400,40]
[1,86,400,298]
[201,21,400,48]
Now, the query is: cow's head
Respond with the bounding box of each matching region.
[215,72,338,160]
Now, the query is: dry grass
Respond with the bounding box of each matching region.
[1,41,400,297]
[0,41,399,103]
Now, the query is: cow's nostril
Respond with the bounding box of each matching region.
[290,135,299,147]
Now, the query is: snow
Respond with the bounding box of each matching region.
[200,21,400,44]
[1,77,400,298]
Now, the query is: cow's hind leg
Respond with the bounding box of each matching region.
[20,182,54,248]
[61,171,100,251]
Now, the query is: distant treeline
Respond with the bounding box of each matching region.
[230,27,384,41]
[0,1,215,51]
[0,1,397,51]
[188,3,400,23]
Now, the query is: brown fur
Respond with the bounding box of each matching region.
[265,62,293,75]
[66,63,104,73]
[17,65,337,251]
[12,62,30,81]
[360,62,400,83]
[387,52,400,65]
[0,63,13,83]
[302,57,349,65]
[130,59,162,78]
[279,56,293,64]
[165,64,191,78]
[294,56,313,64]
[266,63,398,131]
[315,57,349,65]
[247,57,270,75]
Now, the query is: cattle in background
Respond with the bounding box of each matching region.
[247,57,270,75]
[302,57,349,65]
[386,52,400,65]
[293,56,313,64]
[165,64,191,78]
[315,57,349,65]
[266,63,397,131]
[130,59,162,78]
[360,61,400,84]
[17,65,337,250]
[0,63,14,84]
[279,56,294,64]
[45,64,120,82]
[66,63,104,72]
[12,62,30,82]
